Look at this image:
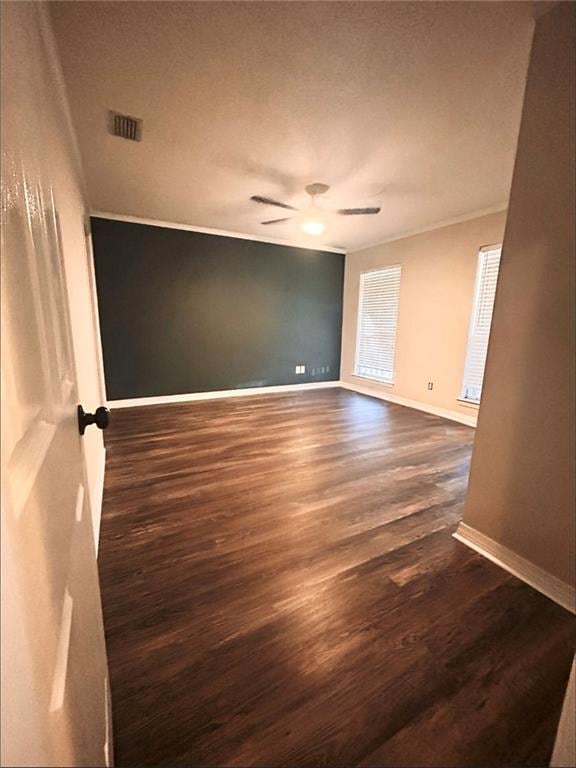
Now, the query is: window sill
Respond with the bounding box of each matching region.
[457,398,480,409]
[352,374,395,387]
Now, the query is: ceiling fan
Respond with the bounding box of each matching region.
[251,182,381,235]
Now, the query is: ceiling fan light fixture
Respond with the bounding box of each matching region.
[251,181,381,233]
[301,218,326,236]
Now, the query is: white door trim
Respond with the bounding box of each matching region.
[83,227,107,403]
[90,447,106,557]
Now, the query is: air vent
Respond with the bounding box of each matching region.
[109,111,142,141]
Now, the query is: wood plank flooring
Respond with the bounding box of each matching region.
[99,388,575,767]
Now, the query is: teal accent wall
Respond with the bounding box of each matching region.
[91,218,344,399]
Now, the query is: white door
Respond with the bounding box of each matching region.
[1,3,110,766]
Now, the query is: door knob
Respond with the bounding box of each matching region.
[78,405,110,436]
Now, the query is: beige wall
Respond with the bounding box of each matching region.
[341,211,507,423]
[461,2,575,587]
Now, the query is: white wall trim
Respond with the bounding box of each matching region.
[108,381,342,409]
[84,229,108,403]
[352,203,508,254]
[454,522,576,614]
[91,211,346,255]
[551,656,576,767]
[91,448,106,557]
[340,380,478,427]
[103,675,113,768]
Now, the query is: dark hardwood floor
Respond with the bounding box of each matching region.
[99,388,575,767]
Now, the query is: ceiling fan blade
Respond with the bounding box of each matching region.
[251,195,297,211]
[337,207,381,215]
[261,217,293,225]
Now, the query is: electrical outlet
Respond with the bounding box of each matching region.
[427,381,434,390]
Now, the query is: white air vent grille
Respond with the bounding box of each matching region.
[109,111,142,141]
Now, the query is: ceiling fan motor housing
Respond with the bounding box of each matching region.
[305,182,330,197]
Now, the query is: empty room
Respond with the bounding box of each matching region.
[1,2,575,767]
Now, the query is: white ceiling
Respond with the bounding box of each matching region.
[51,2,534,252]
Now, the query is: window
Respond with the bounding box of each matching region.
[354,265,401,384]
[460,246,502,403]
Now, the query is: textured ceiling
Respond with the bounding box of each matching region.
[50,2,534,251]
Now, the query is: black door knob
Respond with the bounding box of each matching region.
[78,405,110,436]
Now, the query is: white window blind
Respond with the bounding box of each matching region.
[354,265,401,384]
[460,246,502,403]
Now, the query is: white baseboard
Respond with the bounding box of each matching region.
[108,380,342,409]
[453,522,575,614]
[551,657,576,768]
[340,380,478,427]
[91,447,106,557]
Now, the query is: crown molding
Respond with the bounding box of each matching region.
[90,211,346,254]
[351,203,508,254]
